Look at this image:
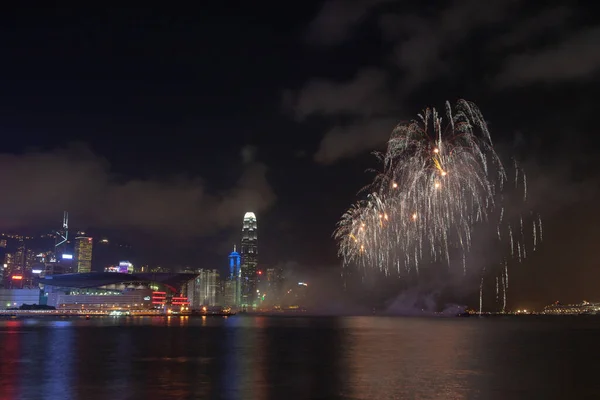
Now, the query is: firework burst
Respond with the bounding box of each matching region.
[335,100,538,278]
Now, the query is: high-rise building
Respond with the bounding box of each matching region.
[4,253,16,279]
[74,233,93,273]
[240,212,258,308]
[222,280,235,307]
[186,269,220,309]
[54,211,69,257]
[2,240,36,288]
[228,246,241,306]
[8,241,25,277]
[264,266,284,305]
[3,240,35,277]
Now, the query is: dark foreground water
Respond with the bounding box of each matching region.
[1,315,599,399]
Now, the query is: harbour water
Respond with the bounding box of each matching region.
[1,315,599,399]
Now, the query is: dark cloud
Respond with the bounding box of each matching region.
[314,117,397,164]
[0,143,276,236]
[495,25,600,87]
[490,6,573,49]
[285,68,397,163]
[305,0,392,46]
[289,2,597,165]
[285,68,390,120]
[383,0,516,90]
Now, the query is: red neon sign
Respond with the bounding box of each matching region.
[12,275,23,280]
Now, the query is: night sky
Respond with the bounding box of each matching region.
[1,1,599,309]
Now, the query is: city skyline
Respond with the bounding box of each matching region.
[0,2,599,309]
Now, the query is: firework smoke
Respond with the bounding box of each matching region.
[335,100,538,281]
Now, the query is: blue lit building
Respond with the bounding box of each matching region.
[225,246,241,307]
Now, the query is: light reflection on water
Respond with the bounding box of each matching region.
[343,317,479,399]
[0,316,599,399]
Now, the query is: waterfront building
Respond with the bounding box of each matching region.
[228,246,241,307]
[263,266,284,306]
[222,280,236,307]
[37,272,196,311]
[186,269,220,309]
[0,288,41,309]
[3,241,36,287]
[240,212,258,308]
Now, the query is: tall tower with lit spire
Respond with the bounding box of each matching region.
[228,245,241,306]
[240,212,258,308]
[54,211,69,255]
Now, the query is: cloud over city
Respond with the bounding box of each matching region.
[0,143,276,235]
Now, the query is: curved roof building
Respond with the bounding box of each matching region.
[36,272,197,293]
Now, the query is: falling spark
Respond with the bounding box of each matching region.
[501,274,506,313]
[533,220,537,251]
[496,276,499,303]
[479,276,484,315]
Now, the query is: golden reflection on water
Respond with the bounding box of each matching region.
[253,317,269,400]
[343,317,478,399]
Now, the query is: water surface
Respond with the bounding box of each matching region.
[0,315,598,399]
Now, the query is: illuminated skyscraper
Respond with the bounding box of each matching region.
[74,233,93,273]
[240,212,258,308]
[54,211,69,256]
[227,246,242,306]
[264,266,284,305]
[186,269,220,308]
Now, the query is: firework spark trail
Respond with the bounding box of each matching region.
[502,273,507,313]
[504,260,509,290]
[334,100,539,280]
[479,275,484,315]
[508,226,514,256]
[496,276,499,303]
[497,260,509,313]
[533,218,537,251]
